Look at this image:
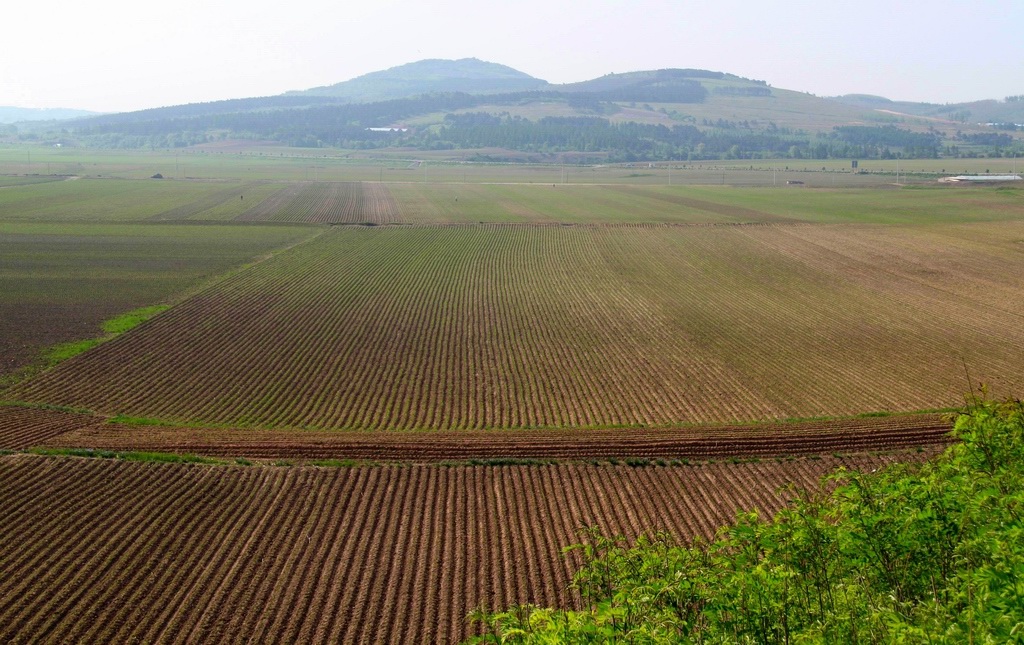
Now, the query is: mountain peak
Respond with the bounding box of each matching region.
[368,58,538,80]
[291,58,547,102]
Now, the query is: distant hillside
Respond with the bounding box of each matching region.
[25,58,1023,160]
[831,94,1024,126]
[0,107,98,124]
[290,58,548,102]
[547,69,732,103]
[78,95,345,126]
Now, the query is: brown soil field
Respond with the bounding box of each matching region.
[9,224,1022,430]
[0,406,98,450]
[0,451,935,644]
[33,407,953,461]
[0,302,112,378]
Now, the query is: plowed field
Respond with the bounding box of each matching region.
[0,451,935,644]
[0,406,98,450]
[236,182,400,223]
[32,408,952,461]
[10,223,1023,429]
[3,161,1021,644]
[0,221,315,378]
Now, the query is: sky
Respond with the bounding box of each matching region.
[2,0,1021,113]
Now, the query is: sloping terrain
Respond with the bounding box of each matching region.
[291,57,548,102]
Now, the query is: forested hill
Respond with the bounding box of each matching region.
[16,58,1023,161]
[831,93,1024,127]
[288,58,548,102]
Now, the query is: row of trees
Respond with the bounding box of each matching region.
[420,117,949,161]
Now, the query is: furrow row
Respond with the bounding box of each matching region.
[0,453,933,643]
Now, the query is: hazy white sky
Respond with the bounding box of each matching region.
[3,0,1021,113]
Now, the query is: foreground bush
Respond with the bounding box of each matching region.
[468,396,1024,643]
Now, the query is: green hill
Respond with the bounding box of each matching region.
[832,94,1024,126]
[27,58,1024,160]
[289,58,548,102]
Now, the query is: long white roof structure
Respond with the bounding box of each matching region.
[939,175,1022,183]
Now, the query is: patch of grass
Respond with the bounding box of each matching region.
[310,458,363,468]
[108,414,175,426]
[118,451,220,464]
[28,447,224,464]
[100,305,170,335]
[43,338,103,363]
[30,447,117,459]
[464,457,557,466]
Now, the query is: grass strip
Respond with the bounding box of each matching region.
[100,305,170,334]
[107,414,177,427]
[28,447,225,465]
[1,305,172,390]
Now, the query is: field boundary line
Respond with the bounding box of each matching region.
[166,226,331,306]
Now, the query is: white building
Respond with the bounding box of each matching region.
[939,175,1022,183]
